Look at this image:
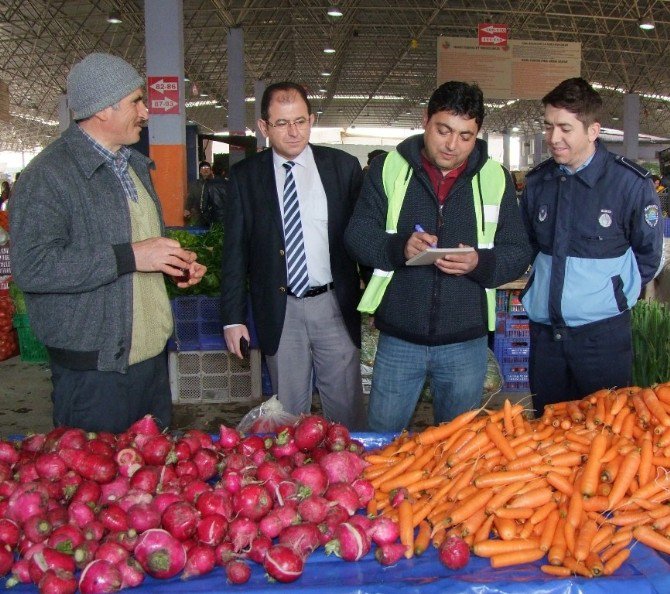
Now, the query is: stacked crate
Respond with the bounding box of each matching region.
[494,290,530,392]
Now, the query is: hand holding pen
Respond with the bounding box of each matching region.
[405,223,438,260]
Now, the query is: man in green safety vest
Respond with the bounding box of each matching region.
[345,81,532,433]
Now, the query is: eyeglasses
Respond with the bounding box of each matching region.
[264,117,310,130]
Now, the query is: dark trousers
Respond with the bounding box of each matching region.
[50,350,172,433]
[529,311,632,416]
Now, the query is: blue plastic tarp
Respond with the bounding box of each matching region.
[4,434,670,593]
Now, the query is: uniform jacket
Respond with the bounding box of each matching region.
[9,122,162,373]
[520,140,663,328]
[220,144,364,355]
[344,134,532,346]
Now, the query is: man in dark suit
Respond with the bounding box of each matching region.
[220,81,366,429]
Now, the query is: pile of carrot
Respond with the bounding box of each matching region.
[363,383,670,578]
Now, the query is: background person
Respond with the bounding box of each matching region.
[520,77,663,415]
[9,52,206,433]
[184,160,214,226]
[345,81,532,433]
[220,81,366,430]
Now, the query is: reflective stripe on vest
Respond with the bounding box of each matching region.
[358,152,505,332]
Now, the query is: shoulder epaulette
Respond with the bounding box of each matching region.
[526,157,553,177]
[613,155,651,178]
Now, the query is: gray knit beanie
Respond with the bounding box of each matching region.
[67,53,144,120]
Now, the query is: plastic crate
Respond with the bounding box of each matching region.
[168,349,262,404]
[0,246,10,276]
[665,217,670,238]
[502,379,530,392]
[12,313,49,364]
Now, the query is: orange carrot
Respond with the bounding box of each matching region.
[442,488,494,528]
[585,551,604,576]
[573,518,599,561]
[603,548,631,576]
[539,509,560,552]
[379,469,426,493]
[540,565,571,577]
[642,387,670,427]
[580,432,608,497]
[413,520,431,556]
[397,499,414,559]
[490,548,544,568]
[562,556,593,578]
[508,487,555,509]
[474,469,536,488]
[417,409,481,446]
[493,516,517,541]
[608,448,641,509]
[633,525,670,554]
[530,501,558,526]
[485,421,517,461]
[473,538,539,557]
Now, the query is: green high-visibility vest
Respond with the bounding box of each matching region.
[358,151,505,331]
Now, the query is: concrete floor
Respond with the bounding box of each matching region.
[0,355,532,439]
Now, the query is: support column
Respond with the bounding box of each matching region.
[533,132,544,167]
[144,0,187,226]
[254,80,267,150]
[502,132,511,171]
[623,93,640,161]
[227,27,246,166]
[58,94,71,134]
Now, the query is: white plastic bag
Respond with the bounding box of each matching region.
[236,395,298,435]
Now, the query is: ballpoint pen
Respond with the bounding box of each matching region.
[414,224,437,248]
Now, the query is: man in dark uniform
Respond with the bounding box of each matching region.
[520,77,663,415]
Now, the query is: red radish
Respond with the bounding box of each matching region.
[352,478,375,506]
[133,528,186,579]
[116,557,144,589]
[182,543,216,578]
[348,514,373,537]
[324,482,361,516]
[228,517,258,552]
[47,507,69,531]
[58,449,116,484]
[104,530,138,553]
[0,441,19,465]
[0,544,12,576]
[78,559,122,594]
[98,504,129,533]
[215,541,236,566]
[175,460,199,480]
[263,544,304,583]
[324,423,350,451]
[128,415,161,438]
[0,461,11,483]
[225,559,251,584]
[259,511,285,539]
[129,466,160,493]
[15,461,39,484]
[238,435,266,458]
[70,481,102,506]
[182,479,212,504]
[233,484,273,520]
[127,503,161,533]
[319,451,367,484]
[256,460,289,489]
[218,426,241,450]
[185,429,213,450]
[293,415,328,451]
[7,481,50,524]
[0,478,16,498]
[99,476,129,504]
[297,495,330,524]
[370,516,400,546]
[114,448,143,478]
[375,542,408,566]
[21,434,47,453]
[274,504,300,528]
[8,558,32,585]
[347,440,365,455]
[46,525,84,553]
[325,522,371,561]
[154,492,182,515]
[247,534,272,564]
[68,501,96,528]
[86,439,115,459]
[173,439,193,461]
[139,434,174,466]
[116,489,152,513]
[0,518,21,548]
[95,542,129,565]
[290,463,329,496]
[438,535,470,570]
[390,487,409,508]
[56,428,88,451]
[22,515,52,543]
[29,547,77,584]
[269,431,299,459]
[35,453,67,482]
[59,471,83,501]
[74,541,100,570]
[195,489,232,520]
[83,521,105,543]
[38,568,77,594]
[162,501,199,541]
[193,448,219,480]
[196,514,228,546]
[278,522,321,558]
[221,469,242,494]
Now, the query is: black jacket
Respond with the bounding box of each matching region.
[201,177,228,226]
[344,134,532,345]
[220,145,364,355]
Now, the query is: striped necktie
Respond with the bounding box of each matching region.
[282,161,310,297]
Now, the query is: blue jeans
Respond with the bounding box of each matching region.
[367,334,488,433]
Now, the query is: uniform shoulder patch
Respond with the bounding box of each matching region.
[613,155,651,178]
[525,157,553,178]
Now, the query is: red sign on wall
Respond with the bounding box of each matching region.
[478,23,509,46]
[147,76,180,115]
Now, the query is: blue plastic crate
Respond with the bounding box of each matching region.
[503,379,530,392]
[664,217,670,238]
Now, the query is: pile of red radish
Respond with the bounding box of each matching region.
[0,414,406,593]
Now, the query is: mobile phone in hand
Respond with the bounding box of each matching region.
[240,337,250,358]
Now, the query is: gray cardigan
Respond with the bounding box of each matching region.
[9,123,165,373]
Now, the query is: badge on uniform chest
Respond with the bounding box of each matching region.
[598,209,612,228]
[644,204,660,227]
[538,205,548,223]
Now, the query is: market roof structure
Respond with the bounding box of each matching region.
[1,0,669,152]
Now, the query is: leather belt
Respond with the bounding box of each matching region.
[288,282,334,298]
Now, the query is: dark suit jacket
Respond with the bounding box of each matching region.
[220,144,364,355]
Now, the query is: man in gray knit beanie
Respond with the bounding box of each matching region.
[10,52,207,434]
